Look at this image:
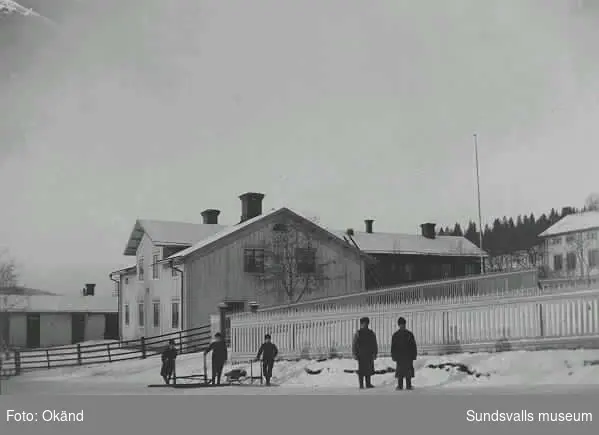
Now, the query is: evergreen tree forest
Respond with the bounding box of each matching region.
[438,206,582,255]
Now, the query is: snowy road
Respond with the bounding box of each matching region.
[4,377,599,396]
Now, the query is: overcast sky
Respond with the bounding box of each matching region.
[1,0,598,295]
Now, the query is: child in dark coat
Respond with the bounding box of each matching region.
[391,317,417,390]
[256,334,278,386]
[204,333,228,385]
[352,317,378,389]
[160,339,178,385]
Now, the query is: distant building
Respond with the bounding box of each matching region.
[0,286,118,348]
[111,192,487,341]
[539,211,599,279]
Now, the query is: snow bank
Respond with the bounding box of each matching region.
[14,349,599,391]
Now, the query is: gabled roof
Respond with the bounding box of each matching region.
[123,219,228,256]
[166,207,365,262]
[329,230,487,257]
[539,211,599,237]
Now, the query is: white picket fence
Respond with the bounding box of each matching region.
[229,288,599,361]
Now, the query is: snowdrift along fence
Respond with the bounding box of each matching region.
[0,324,212,376]
[229,288,599,361]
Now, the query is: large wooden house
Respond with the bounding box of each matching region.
[111,192,486,339]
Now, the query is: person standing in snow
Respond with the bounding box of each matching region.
[160,339,178,385]
[352,317,378,389]
[391,317,417,390]
[204,332,228,385]
[256,334,278,386]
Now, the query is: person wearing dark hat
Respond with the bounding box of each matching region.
[391,317,417,390]
[352,317,378,389]
[205,332,228,385]
[256,334,278,386]
[160,339,178,385]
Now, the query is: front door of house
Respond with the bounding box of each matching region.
[26,314,41,348]
[71,313,86,344]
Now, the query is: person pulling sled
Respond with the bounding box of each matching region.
[391,317,417,390]
[256,334,278,386]
[160,339,178,385]
[205,332,228,385]
[352,317,378,389]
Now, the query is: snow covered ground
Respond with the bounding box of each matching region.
[4,348,599,395]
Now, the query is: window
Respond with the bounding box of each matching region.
[404,263,414,281]
[553,254,563,271]
[138,302,144,327]
[152,253,160,279]
[296,248,316,274]
[138,257,144,280]
[273,223,288,232]
[589,249,599,268]
[124,277,129,285]
[566,252,577,271]
[566,234,576,243]
[550,237,562,245]
[153,301,160,327]
[465,263,478,275]
[441,264,452,278]
[244,249,265,273]
[124,304,130,326]
[171,302,180,329]
[587,231,598,240]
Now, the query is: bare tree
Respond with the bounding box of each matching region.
[585,193,599,211]
[253,221,338,305]
[0,250,20,376]
[566,232,598,283]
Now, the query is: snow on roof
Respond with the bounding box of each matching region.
[3,294,118,313]
[0,286,58,296]
[167,208,287,260]
[539,211,599,237]
[109,264,137,276]
[166,207,485,261]
[124,219,228,255]
[329,230,486,257]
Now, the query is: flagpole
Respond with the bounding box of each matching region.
[474,133,485,274]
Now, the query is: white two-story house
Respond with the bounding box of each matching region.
[539,210,599,280]
[110,210,226,340]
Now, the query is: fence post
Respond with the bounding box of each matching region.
[107,344,112,362]
[538,304,544,337]
[172,359,177,386]
[178,330,183,354]
[14,351,21,375]
[46,350,50,369]
[140,337,146,359]
[77,344,82,365]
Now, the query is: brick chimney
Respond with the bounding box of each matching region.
[239,192,265,223]
[364,219,374,234]
[420,223,436,239]
[83,283,96,296]
[201,209,221,225]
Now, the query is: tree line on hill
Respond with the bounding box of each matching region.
[440,194,599,256]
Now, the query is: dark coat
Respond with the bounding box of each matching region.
[391,329,417,378]
[206,340,228,363]
[160,346,177,377]
[257,342,278,362]
[352,328,378,376]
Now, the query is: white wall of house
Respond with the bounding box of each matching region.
[7,312,112,348]
[8,314,26,347]
[121,233,184,340]
[544,229,599,278]
[40,313,71,347]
